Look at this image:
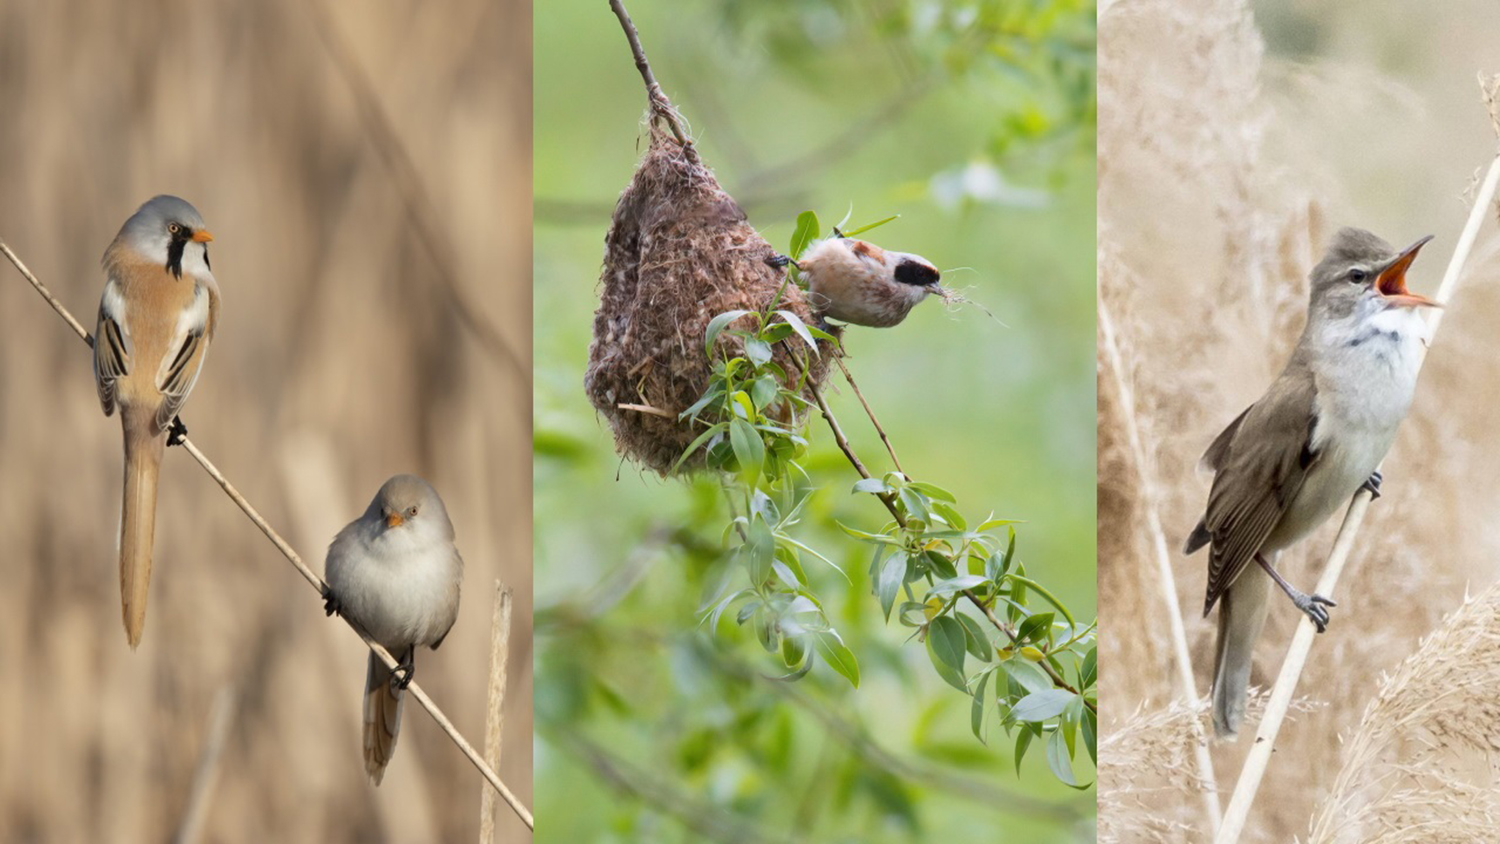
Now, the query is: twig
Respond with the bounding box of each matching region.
[1097,290,1222,830]
[479,583,514,844]
[804,376,1093,711]
[833,354,904,474]
[1,242,534,831]
[171,687,237,844]
[1213,146,1500,844]
[616,402,675,418]
[608,0,699,163]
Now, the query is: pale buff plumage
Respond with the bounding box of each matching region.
[93,195,220,648]
[799,237,940,328]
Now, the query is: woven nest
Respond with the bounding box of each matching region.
[585,126,832,475]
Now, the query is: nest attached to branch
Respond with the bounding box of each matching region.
[585,124,831,475]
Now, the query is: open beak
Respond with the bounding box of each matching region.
[191,229,214,243]
[385,511,404,529]
[1375,235,1439,309]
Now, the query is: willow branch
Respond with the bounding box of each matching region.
[1,241,533,831]
[608,0,698,163]
[833,353,904,474]
[804,374,1093,711]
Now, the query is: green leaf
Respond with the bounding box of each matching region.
[878,551,907,621]
[704,310,752,356]
[898,487,930,524]
[729,417,765,486]
[669,422,726,474]
[745,337,773,367]
[852,477,891,495]
[907,481,956,503]
[1083,707,1097,763]
[1063,696,1083,758]
[842,214,899,237]
[971,670,990,741]
[1017,612,1055,645]
[744,514,775,586]
[814,631,859,687]
[1004,657,1053,695]
[1046,729,1078,787]
[1014,726,1036,776]
[956,613,993,662]
[790,210,820,259]
[928,574,988,599]
[1010,689,1074,723]
[776,309,819,355]
[929,500,967,530]
[1081,646,1097,690]
[928,616,967,675]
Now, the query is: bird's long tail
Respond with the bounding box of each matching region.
[1211,565,1271,738]
[119,411,164,649]
[363,649,407,785]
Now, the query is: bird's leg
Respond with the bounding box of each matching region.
[392,650,416,690]
[1359,471,1382,500]
[321,584,342,618]
[166,416,189,447]
[1256,552,1336,632]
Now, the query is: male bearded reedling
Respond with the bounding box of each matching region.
[93,195,220,648]
[1184,227,1437,739]
[323,475,463,785]
[792,237,941,328]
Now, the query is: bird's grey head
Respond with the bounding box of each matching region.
[892,255,941,287]
[371,474,453,537]
[112,195,213,279]
[1308,227,1436,322]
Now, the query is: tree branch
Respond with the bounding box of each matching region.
[608,0,699,163]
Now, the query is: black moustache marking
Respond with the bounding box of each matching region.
[894,260,939,287]
[165,236,186,279]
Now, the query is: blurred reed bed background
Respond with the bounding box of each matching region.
[1098,0,1500,840]
[0,2,531,842]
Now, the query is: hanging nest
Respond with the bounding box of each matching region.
[585,124,832,475]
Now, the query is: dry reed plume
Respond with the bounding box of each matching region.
[1099,0,1500,840]
[0,2,532,841]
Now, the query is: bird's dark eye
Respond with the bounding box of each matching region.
[167,222,181,236]
[406,506,418,518]
[1348,268,1369,284]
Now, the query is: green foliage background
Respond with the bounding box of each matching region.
[534,1,1096,840]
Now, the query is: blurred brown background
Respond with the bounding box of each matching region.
[0,2,531,842]
[1098,0,1500,840]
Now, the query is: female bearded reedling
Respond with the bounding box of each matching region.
[1183,227,1436,739]
[324,474,464,785]
[793,237,941,328]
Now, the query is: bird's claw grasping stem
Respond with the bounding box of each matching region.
[166,416,189,447]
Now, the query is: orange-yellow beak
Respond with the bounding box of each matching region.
[1375,235,1439,309]
[385,511,404,528]
[191,229,214,243]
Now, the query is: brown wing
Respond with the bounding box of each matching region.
[93,282,131,416]
[1200,370,1320,614]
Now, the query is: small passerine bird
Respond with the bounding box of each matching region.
[1184,227,1436,738]
[93,195,220,648]
[795,237,941,328]
[323,474,464,785]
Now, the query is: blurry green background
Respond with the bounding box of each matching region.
[534,1,1095,840]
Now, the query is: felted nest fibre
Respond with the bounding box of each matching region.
[585,126,831,475]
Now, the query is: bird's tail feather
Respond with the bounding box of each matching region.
[363,650,406,785]
[120,412,163,649]
[1211,566,1270,738]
